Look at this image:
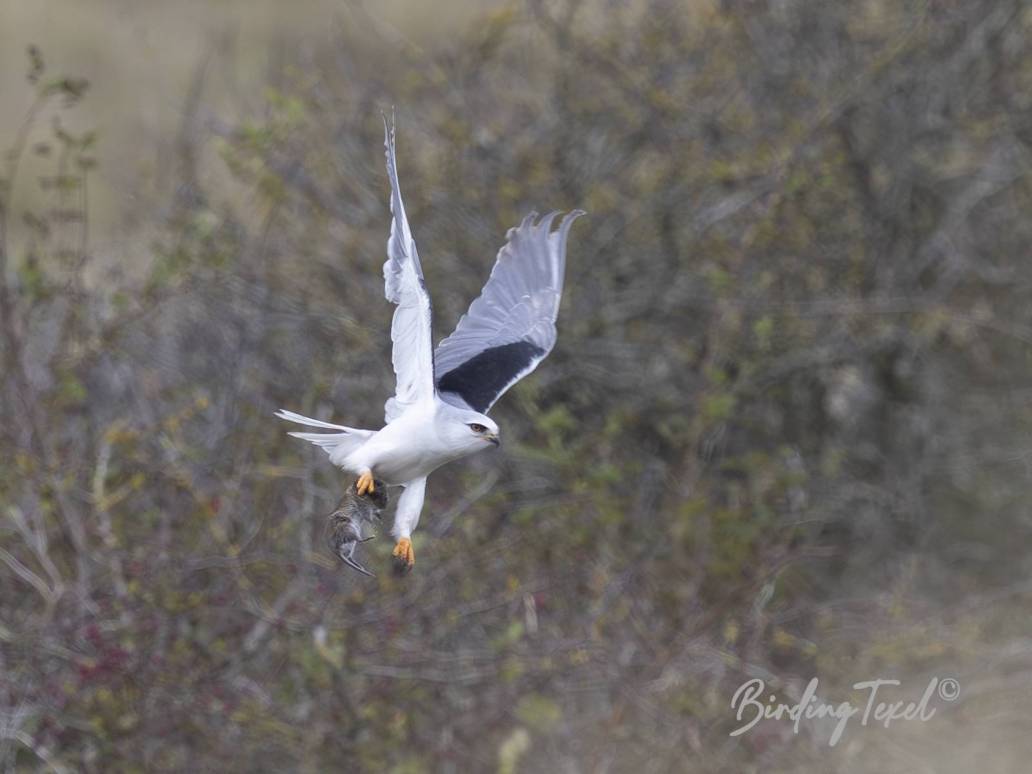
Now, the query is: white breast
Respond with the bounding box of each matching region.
[342,400,463,485]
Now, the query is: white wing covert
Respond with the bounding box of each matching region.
[382,115,436,423]
[434,210,583,414]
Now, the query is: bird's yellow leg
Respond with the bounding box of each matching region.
[355,470,375,496]
[392,537,415,571]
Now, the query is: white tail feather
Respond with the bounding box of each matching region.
[288,431,353,447]
[275,409,352,431]
[276,409,375,466]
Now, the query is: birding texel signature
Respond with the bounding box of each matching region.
[730,676,960,746]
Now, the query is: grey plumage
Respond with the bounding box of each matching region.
[326,481,389,577]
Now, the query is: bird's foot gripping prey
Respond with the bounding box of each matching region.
[277,114,582,573]
[327,479,388,577]
[355,469,376,496]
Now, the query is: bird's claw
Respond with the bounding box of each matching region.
[392,537,415,574]
[355,471,376,496]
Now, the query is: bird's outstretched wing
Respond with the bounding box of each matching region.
[382,114,436,423]
[434,210,583,414]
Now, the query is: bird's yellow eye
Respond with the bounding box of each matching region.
[469,423,487,434]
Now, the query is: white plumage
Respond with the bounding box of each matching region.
[277,116,582,568]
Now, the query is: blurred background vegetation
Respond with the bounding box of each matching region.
[2,0,1032,771]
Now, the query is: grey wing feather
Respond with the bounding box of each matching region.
[434,210,583,413]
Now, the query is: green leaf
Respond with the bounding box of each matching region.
[515,694,562,733]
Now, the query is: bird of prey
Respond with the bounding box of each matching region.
[277,117,582,571]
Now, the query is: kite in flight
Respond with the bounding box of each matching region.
[277,117,582,571]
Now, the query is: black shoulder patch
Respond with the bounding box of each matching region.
[437,340,545,413]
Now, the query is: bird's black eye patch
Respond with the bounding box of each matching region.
[468,423,487,434]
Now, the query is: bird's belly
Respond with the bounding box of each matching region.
[346,432,453,485]
[343,409,472,485]
[373,446,449,485]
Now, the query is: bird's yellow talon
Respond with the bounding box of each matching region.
[355,471,375,496]
[392,537,415,572]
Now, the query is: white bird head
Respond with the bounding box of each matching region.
[437,404,500,453]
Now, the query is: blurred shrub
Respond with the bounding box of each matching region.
[2,1,1032,771]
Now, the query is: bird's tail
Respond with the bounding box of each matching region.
[275,409,375,466]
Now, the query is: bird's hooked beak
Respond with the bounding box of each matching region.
[486,433,500,447]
